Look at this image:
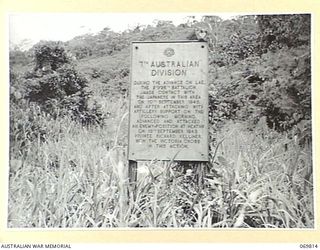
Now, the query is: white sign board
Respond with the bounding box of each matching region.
[128,41,208,161]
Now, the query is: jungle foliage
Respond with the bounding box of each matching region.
[8,14,313,228]
[10,15,311,135]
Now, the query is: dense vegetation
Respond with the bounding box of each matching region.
[9,14,313,228]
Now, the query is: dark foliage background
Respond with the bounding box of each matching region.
[10,14,312,147]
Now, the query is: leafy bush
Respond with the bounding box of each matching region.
[33,41,70,71]
[206,15,311,133]
[24,42,103,125]
[257,14,311,53]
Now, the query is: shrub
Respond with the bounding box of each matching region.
[25,42,103,125]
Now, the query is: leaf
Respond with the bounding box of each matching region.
[234,208,245,228]
[248,189,262,203]
[217,156,229,167]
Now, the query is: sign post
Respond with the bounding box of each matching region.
[128,41,209,186]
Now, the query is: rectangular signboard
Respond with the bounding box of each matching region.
[128,41,208,161]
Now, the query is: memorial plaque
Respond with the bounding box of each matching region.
[128,41,208,161]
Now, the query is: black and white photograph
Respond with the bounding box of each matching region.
[8,13,313,228]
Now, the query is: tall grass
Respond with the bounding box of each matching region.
[8,100,313,228]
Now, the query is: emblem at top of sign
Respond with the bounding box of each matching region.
[164,48,175,57]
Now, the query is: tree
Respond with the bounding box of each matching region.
[206,14,311,133]
[33,41,70,71]
[257,14,311,53]
[25,41,103,125]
